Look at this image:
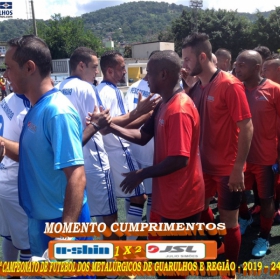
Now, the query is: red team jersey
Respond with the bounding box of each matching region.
[188,71,252,176]
[142,92,204,219]
[245,79,280,165]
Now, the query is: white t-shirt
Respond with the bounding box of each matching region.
[0,93,30,186]
[125,79,154,166]
[56,77,110,172]
[96,81,130,152]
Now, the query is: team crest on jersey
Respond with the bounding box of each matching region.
[27,121,37,133]
[207,96,215,102]
[159,119,164,126]
[255,95,267,101]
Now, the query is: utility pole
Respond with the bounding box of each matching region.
[30,0,37,36]
[189,0,203,32]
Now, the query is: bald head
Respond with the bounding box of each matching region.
[235,50,262,82]
[147,50,182,93]
[215,48,231,71]
[149,50,181,80]
[212,53,217,66]
[262,55,280,84]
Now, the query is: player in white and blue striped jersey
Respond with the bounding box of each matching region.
[0,93,31,262]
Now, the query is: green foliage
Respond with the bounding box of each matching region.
[123,45,132,58]
[170,7,280,60]
[37,14,104,59]
[81,1,188,43]
[0,1,278,61]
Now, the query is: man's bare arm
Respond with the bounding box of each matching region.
[121,156,189,194]
[62,165,86,223]
[82,106,111,146]
[228,118,253,192]
[106,122,152,146]
[0,136,19,162]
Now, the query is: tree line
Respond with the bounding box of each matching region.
[0,1,278,60]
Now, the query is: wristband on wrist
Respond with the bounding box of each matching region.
[90,121,100,131]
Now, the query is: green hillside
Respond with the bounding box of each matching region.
[0,1,273,43]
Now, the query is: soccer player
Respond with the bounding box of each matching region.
[96,51,159,239]
[0,35,91,257]
[56,47,117,238]
[182,33,253,268]
[262,54,280,223]
[215,48,232,72]
[235,50,280,257]
[0,93,31,262]
[104,50,204,237]
[262,54,280,84]
[124,73,157,223]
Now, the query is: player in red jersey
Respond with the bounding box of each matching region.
[236,50,280,257]
[262,54,280,223]
[102,50,205,238]
[182,33,253,270]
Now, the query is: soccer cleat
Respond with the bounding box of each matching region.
[252,237,269,257]
[238,216,253,235]
[249,204,261,215]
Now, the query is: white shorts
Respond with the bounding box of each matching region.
[0,182,30,250]
[86,169,118,217]
[137,162,152,195]
[108,148,145,198]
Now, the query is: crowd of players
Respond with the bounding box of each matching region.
[0,32,280,279]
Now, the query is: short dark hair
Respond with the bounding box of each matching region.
[215,48,231,59]
[149,50,181,84]
[149,50,160,59]
[69,47,97,72]
[265,53,280,61]
[8,35,52,78]
[100,50,122,75]
[182,33,212,61]
[254,46,271,61]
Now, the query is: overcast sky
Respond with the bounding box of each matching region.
[6,0,279,21]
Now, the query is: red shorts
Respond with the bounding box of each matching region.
[203,173,242,210]
[244,163,274,199]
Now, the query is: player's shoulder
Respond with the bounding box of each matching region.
[96,82,116,95]
[263,78,280,90]
[216,71,242,86]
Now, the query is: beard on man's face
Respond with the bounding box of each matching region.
[190,61,203,76]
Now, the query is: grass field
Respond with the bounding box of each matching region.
[0,192,279,279]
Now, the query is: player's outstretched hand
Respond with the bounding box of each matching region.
[135,92,161,115]
[228,167,245,192]
[120,170,144,194]
[86,106,111,130]
[0,141,5,162]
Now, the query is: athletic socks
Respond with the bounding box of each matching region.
[2,238,18,261]
[260,215,274,239]
[126,203,144,240]
[239,202,250,219]
[200,207,223,248]
[20,252,32,262]
[200,207,215,224]
[146,195,152,223]
[224,225,241,265]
